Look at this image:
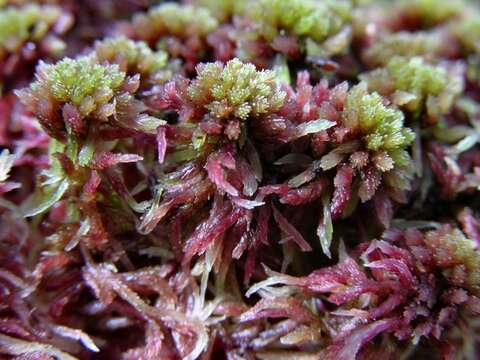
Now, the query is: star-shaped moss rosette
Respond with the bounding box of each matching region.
[188,58,286,124]
[0,4,67,48]
[425,225,480,295]
[154,58,285,170]
[247,77,414,256]
[16,56,165,140]
[320,82,415,204]
[361,56,463,121]
[274,79,415,208]
[0,4,72,84]
[16,56,125,140]
[93,36,170,88]
[15,56,164,244]
[357,0,467,34]
[237,0,352,61]
[132,3,218,69]
[138,59,286,235]
[153,58,286,165]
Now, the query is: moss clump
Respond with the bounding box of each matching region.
[16,56,127,139]
[94,36,168,84]
[191,0,246,21]
[0,4,63,58]
[318,83,415,202]
[364,31,446,66]
[343,84,415,154]
[133,3,218,41]
[343,83,415,169]
[388,56,448,101]
[248,0,351,43]
[42,57,125,106]
[398,0,465,26]
[425,226,480,296]
[361,57,463,118]
[188,58,286,120]
[451,15,480,54]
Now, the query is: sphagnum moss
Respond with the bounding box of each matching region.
[238,0,353,59]
[94,37,167,77]
[16,56,126,139]
[188,58,286,121]
[3,1,480,360]
[362,56,463,119]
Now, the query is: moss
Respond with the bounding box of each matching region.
[364,31,446,66]
[319,83,415,201]
[133,3,218,40]
[451,15,480,54]
[398,0,465,26]
[94,36,168,84]
[248,0,351,43]
[387,57,447,99]
[425,226,480,296]
[40,57,125,106]
[0,148,14,182]
[191,0,245,21]
[16,56,129,140]
[361,56,462,117]
[0,4,62,57]
[343,83,415,167]
[188,58,286,120]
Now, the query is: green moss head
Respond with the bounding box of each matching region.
[17,56,127,139]
[133,3,218,41]
[320,83,415,201]
[364,31,445,67]
[342,83,415,167]
[451,15,480,54]
[191,0,246,21]
[361,56,462,118]
[0,4,63,57]
[387,57,448,100]
[425,226,480,296]
[94,36,168,84]
[398,0,465,26]
[248,0,351,43]
[41,56,125,106]
[188,58,286,120]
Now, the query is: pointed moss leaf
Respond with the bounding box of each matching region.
[78,141,95,167]
[0,149,15,183]
[64,218,91,251]
[294,119,335,139]
[273,54,291,85]
[317,194,333,258]
[135,115,167,134]
[453,133,479,154]
[22,178,69,217]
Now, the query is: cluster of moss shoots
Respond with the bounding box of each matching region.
[1,0,480,359]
